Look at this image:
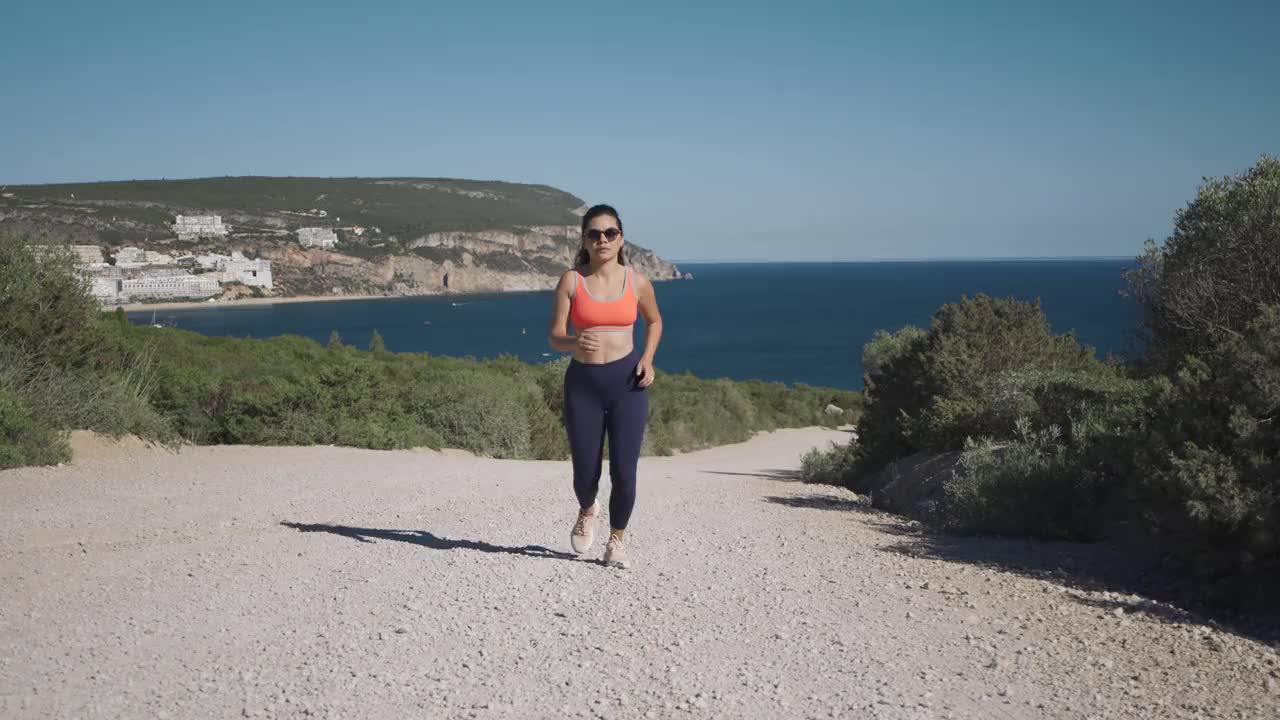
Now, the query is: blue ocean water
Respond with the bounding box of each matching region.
[129,261,1141,390]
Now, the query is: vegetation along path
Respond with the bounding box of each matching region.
[2,428,1277,719]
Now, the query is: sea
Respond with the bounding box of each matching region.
[128,260,1142,391]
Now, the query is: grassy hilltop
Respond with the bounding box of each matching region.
[1,176,586,238]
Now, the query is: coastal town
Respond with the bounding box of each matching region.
[67,214,337,306]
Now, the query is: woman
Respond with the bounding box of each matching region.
[547,204,663,568]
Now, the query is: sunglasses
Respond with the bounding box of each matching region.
[585,228,622,242]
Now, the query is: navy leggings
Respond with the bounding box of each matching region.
[563,351,649,530]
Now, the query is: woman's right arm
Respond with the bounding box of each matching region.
[547,271,579,353]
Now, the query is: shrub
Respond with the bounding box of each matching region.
[0,341,175,442]
[1126,305,1280,584]
[861,325,926,377]
[132,323,856,460]
[644,375,758,455]
[736,379,861,431]
[525,358,572,460]
[1126,154,1280,371]
[0,233,101,366]
[0,383,70,469]
[941,420,1106,540]
[402,367,534,458]
[143,331,439,451]
[850,294,1102,480]
[0,233,175,457]
[800,441,859,486]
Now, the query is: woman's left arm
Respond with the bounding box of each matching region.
[635,272,663,388]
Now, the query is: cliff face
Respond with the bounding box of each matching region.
[257,224,682,297]
[0,177,687,299]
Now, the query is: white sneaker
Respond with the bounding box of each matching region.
[570,505,598,555]
[603,534,630,569]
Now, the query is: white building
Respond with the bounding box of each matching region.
[220,251,273,288]
[174,215,228,240]
[72,245,107,267]
[115,246,176,268]
[92,276,126,305]
[189,251,273,288]
[123,274,221,300]
[297,227,338,248]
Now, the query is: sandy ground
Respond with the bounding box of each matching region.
[2,428,1277,719]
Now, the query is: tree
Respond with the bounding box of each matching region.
[0,233,100,365]
[1127,154,1280,370]
[368,330,386,354]
[327,330,344,350]
[1127,305,1280,589]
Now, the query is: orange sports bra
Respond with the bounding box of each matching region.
[570,267,638,332]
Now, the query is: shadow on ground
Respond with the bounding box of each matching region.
[281,522,580,562]
[756,486,1280,647]
[702,469,805,482]
[763,493,874,512]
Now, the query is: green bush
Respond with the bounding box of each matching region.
[803,298,1144,542]
[1126,154,1280,371]
[959,367,1149,460]
[0,383,70,469]
[737,379,860,431]
[0,233,175,460]
[132,323,851,460]
[942,420,1106,540]
[861,325,926,377]
[403,366,535,459]
[0,342,175,443]
[643,375,757,455]
[143,331,440,451]
[846,294,1102,481]
[800,441,859,486]
[0,235,101,366]
[525,358,572,460]
[1126,305,1280,583]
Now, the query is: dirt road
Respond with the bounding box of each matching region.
[2,429,1276,719]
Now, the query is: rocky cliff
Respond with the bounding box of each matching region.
[259,224,683,297]
[0,177,687,298]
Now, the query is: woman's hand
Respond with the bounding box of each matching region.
[576,331,601,354]
[636,358,655,388]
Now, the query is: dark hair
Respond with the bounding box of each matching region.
[576,204,626,267]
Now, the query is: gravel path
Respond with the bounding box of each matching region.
[2,428,1278,719]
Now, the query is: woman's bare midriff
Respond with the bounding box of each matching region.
[573,328,635,364]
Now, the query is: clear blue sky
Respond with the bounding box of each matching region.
[3,0,1277,261]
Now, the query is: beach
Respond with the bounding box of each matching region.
[104,293,416,313]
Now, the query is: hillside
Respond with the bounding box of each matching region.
[0,177,686,300]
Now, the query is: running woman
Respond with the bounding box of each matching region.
[547,204,663,568]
